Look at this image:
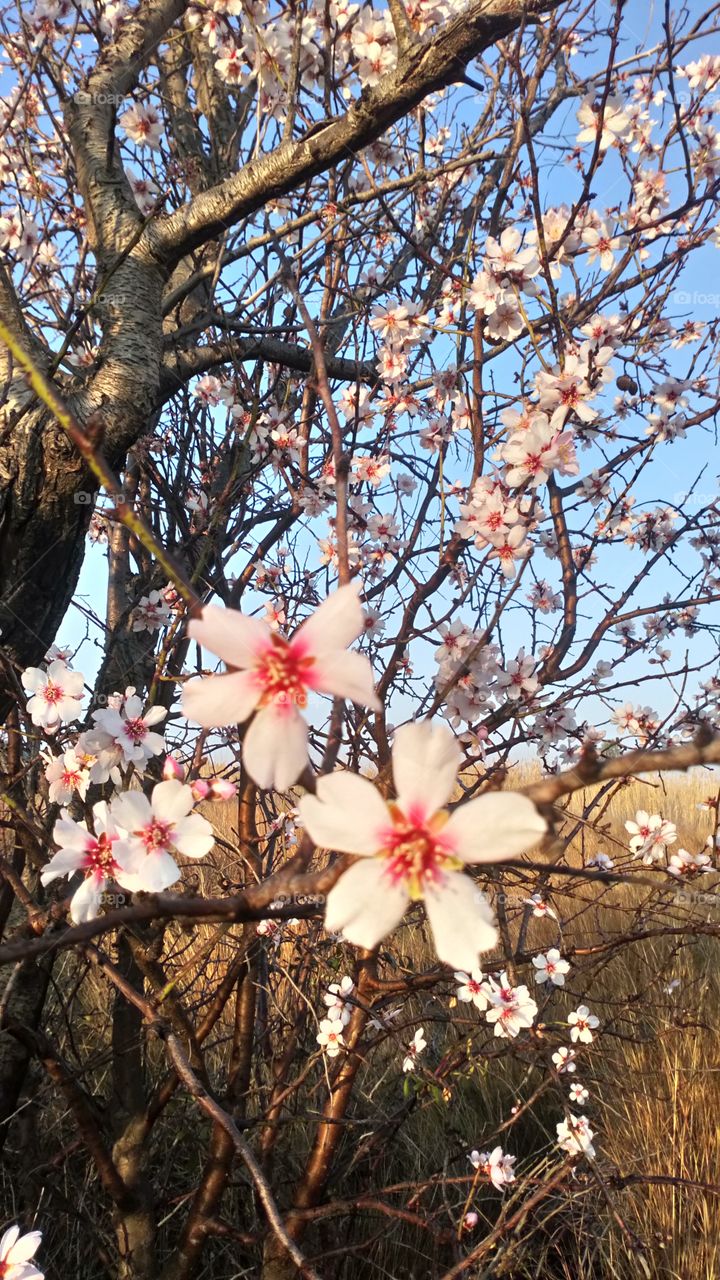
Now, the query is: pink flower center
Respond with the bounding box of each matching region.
[256,636,314,709]
[87,831,119,875]
[124,717,148,745]
[142,819,174,852]
[43,679,63,704]
[382,805,460,898]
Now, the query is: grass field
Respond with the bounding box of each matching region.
[5,768,720,1279]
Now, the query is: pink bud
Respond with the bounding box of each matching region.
[191,779,210,801]
[209,778,237,802]
[163,755,185,781]
[463,1212,479,1230]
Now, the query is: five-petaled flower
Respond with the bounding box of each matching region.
[298,721,547,971]
[183,583,380,791]
[568,1004,599,1044]
[22,659,84,732]
[111,780,215,892]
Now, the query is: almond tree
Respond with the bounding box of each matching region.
[1,1,720,1277]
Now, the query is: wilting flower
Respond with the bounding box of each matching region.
[41,802,129,924]
[110,780,214,892]
[299,722,546,971]
[22,660,84,731]
[183,583,380,791]
[0,1224,44,1279]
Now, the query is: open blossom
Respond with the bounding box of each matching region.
[402,1027,427,1072]
[484,972,538,1038]
[119,101,163,148]
[22,660,84,731]
[183,583,380,791]
[91,691,167,769]
[568,1005,599,1044]
[556,1114,595,1158]
[569,1082,590,1105]
[576,94,631,151]
[667,847,711,877]
[43,746,92,805]
[298,722,546,971]
[41,801,131,924]
[317,1017,345,1057]
[454,968,489,1010]
[625,809,677,863]
[323,976,355,1025]
[552,1046,577,1074]
[469,1145,517,1191]
[110,780,215,892]
[132,589,172,632]
[0,1225,44,1280]
[524,894,557,920]
[532,948,570,987]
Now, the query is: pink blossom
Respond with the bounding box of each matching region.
[298,722,546,971]
[183,584,380,791]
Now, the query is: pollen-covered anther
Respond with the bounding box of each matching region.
[382,804,461,897]
[256,637,314,709]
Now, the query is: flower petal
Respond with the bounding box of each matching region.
[172,813,215,858]
[243,704,308,791]
[424,873,498,970]
[41,849,85,883]
[151,779,194,823]
[182,670,261,728]
[292,582,364,658]
[392,721,461,821]
[116,845,180,892]
[308,649,380,709]
[325,859,409,949]
[52,817,90,852]
[299,772,390,855]
[111,790,153,834]
[143,705,167,727]
[444,792,547,863]
[187,603,270,667]
[4,1228,41,1264]
[70,873,105,924]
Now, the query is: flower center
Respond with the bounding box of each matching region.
[382,805,460,899]
[142,819,174,852]
[124,717,148,744]
[43,679,63,703]
[88,831,118,874]
[256,636,314,709]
